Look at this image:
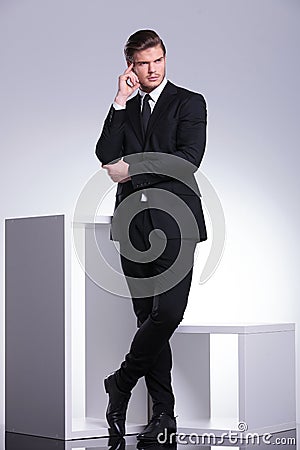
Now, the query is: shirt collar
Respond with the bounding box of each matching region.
[139,78,168,103]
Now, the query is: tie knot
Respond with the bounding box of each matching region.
[144,94,152,103]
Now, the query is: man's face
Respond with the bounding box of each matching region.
[130,45,166,93]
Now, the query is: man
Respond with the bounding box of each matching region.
[95,29,207,441]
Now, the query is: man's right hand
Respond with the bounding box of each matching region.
[114,63,140,106]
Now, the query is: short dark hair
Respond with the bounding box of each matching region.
[124,29,166,62]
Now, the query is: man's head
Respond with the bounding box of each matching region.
[124,30,166,93]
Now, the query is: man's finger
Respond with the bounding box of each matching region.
[124,63,134,74]
[123,72,138,86]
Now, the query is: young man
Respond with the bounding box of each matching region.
[95,29,207,441]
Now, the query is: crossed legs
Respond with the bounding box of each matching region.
[116,209,196,416]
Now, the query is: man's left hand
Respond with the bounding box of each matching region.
[102,159,131,183]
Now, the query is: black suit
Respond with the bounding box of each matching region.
[96,81,207,242]
[95,80,207,417]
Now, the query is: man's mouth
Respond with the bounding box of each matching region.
[148,76,159,81]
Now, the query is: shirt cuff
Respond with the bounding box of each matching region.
[113,101,126,110]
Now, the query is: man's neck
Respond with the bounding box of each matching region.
[139,78,167,96]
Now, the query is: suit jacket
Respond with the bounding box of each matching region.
[95,81,208,243]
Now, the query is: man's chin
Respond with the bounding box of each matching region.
[141,78,163,92]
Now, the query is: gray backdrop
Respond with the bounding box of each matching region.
[1,0,299,426]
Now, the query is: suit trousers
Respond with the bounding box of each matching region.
[116,206,197,417]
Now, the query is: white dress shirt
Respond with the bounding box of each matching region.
[113,78,168,201]
[113,77,167,111]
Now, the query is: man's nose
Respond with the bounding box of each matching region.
[148,62,155,73]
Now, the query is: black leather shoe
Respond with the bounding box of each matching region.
[137,412,177,443]
[104,373,131,437]
[108,436,126,450]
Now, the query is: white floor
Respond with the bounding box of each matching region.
[1,422,298,449]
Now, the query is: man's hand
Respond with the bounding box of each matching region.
[114,63,140,106]
[102,159,131,183]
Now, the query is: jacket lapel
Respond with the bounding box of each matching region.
[126,81,178,147]
[145,81,178,141]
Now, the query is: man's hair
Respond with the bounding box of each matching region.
[124,29,166,62]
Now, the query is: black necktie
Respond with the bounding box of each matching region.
[141,94,152,134]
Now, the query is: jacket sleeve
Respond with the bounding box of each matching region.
[95,105,125,164]
[127,93,207,190]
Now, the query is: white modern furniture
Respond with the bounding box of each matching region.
[5,214,147,440]
[5,214,296,440]
[171,323,296,437]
